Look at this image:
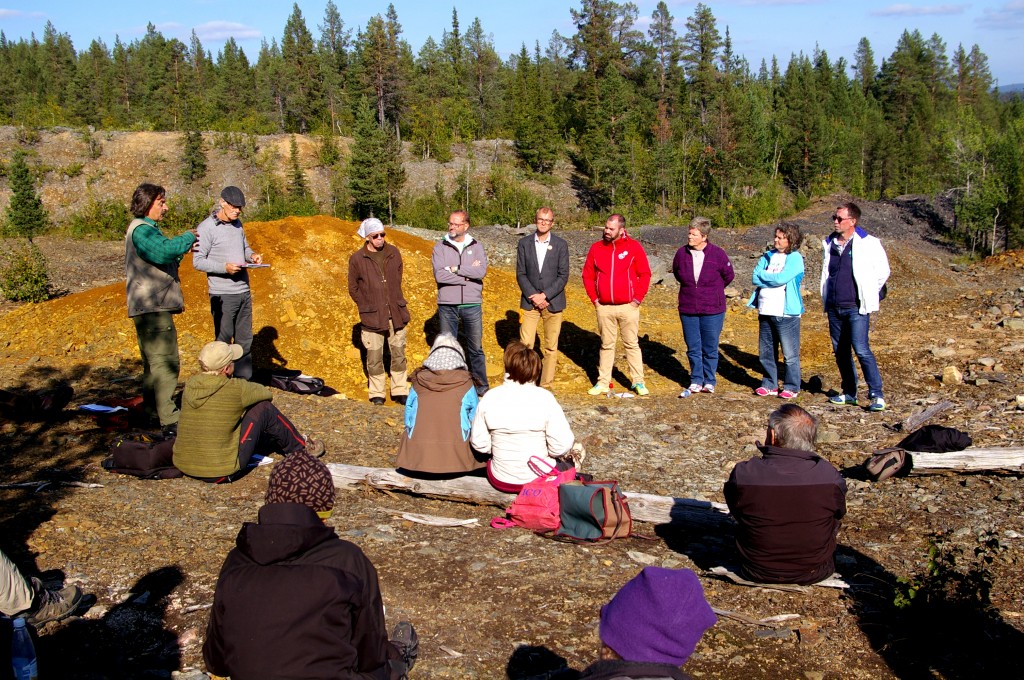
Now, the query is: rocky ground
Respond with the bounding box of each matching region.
[1,195,1023,679]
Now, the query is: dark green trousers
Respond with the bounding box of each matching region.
[132,312,180,426]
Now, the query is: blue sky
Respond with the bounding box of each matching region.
[2,1,1022,85]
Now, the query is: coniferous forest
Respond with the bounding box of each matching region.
[1,1,1022,250]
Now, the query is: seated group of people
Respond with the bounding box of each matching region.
[399,334,847,587]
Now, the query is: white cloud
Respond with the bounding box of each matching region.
[0,8,45,18]
[976,1,1024,30]
[871,4,968,17]
[192,21,262,42]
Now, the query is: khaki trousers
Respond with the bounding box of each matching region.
[595,303,644,387]
[0,549,33,615]
[519,308,563,388]
[361,321,409,399]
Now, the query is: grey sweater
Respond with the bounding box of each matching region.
[193,212,254,295]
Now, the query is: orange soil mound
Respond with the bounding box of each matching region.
[0,217,565,397]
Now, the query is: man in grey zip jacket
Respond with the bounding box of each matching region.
[432,210,489,394]
[193,186,262,380]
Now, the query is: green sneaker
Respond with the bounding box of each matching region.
[632,383,650,396]
[828,394,858,406]
[868,397,886,412]
[588,384,610,396]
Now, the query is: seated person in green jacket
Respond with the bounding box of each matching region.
[173,341,324,482]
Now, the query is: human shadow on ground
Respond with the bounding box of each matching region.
[557,321,628,388]
[637,333,688,387]
[494,310,521,350]
[37,566,185,679]
[506,644,575,680]
[717,343,762,390]
[252,325,288,369]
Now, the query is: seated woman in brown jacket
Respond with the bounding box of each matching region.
[395,334,485,477]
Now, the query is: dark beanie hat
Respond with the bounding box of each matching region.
[265,451,336,518]
[599,567,717,666]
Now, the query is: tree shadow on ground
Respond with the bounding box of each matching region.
[1,362,141,572]
[838,544,1024,678]
[37,566,185,679]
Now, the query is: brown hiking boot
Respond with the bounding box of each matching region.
[24,578,83,626]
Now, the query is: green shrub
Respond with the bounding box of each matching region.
[0,241,50,302]
[248,196,322,222]
[63,199,130,239]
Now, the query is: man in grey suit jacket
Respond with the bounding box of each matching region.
[516,207,570,389]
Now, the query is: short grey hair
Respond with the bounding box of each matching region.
[768,404,817,451]
[689,217,712,237]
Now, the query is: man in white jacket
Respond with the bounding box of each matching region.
[820,202,890,412]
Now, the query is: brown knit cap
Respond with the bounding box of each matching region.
[265,451,336,517]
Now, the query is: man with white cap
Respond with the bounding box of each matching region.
[173,341,324,483]
[193,186,262,380]
[348,218,411,406]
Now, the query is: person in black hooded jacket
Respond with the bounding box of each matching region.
[203,451,417,680]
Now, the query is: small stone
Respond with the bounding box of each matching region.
[1005,530,1020,539]
[816,429,840,444]
[988,306,1003,316]
[804,672,825,680]
[627,551,658,565]
[977,357,996,367]
[1003,318,1024,330]
[942,365,963,385]
[930,346,956,358]
[724,285,741,299]
[926,505,940,513]
[1015,395,1024,409]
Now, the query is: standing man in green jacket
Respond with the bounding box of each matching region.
[173,341,324,483]
[125,183,196,436]
[348,218,411,406]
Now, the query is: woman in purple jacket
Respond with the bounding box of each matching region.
[671,217,735,398]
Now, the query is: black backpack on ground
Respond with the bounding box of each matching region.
[102,433,182,480]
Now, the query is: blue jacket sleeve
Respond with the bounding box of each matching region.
[752,251,804,287]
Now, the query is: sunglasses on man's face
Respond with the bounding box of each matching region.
[370,233,386,239]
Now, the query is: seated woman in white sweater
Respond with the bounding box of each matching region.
[470,342,576,493]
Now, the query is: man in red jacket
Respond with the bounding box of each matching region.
[582,214,652,396]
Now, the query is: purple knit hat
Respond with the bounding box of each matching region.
[599,567,717,666]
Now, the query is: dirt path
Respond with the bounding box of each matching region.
[1,198,1023,678]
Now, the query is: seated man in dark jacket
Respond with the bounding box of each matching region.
[203,451,417,680]
[724,404,847,585]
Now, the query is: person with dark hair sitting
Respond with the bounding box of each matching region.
[724,404,847,585]
[471,342,577,493]
[204,451,418,680]
[559,567,716,680]
[173,341,324,483]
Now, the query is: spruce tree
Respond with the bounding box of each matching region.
[287,135,308,197]
[5,151,49,241]
[349,100,404,220]
[179,129,207,182]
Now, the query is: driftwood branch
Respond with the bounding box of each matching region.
[899,400,954,432]
[326,463,732,528]
[909,448,1024,475]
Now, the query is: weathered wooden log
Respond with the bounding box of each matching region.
[908,448,1024,475]
[326,463,733,528]
[899,400,954,432]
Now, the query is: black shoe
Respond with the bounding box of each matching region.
[390,621,418,675]
[161,424,178,439]
[370,397,386,406]
[392,395,407,406]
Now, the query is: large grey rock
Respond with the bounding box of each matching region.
[647,255,668,284]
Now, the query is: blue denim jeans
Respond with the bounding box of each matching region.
[680,312,725,387]
[438,304,489,392]
[758,315,801,393]
[827,306,883,399]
